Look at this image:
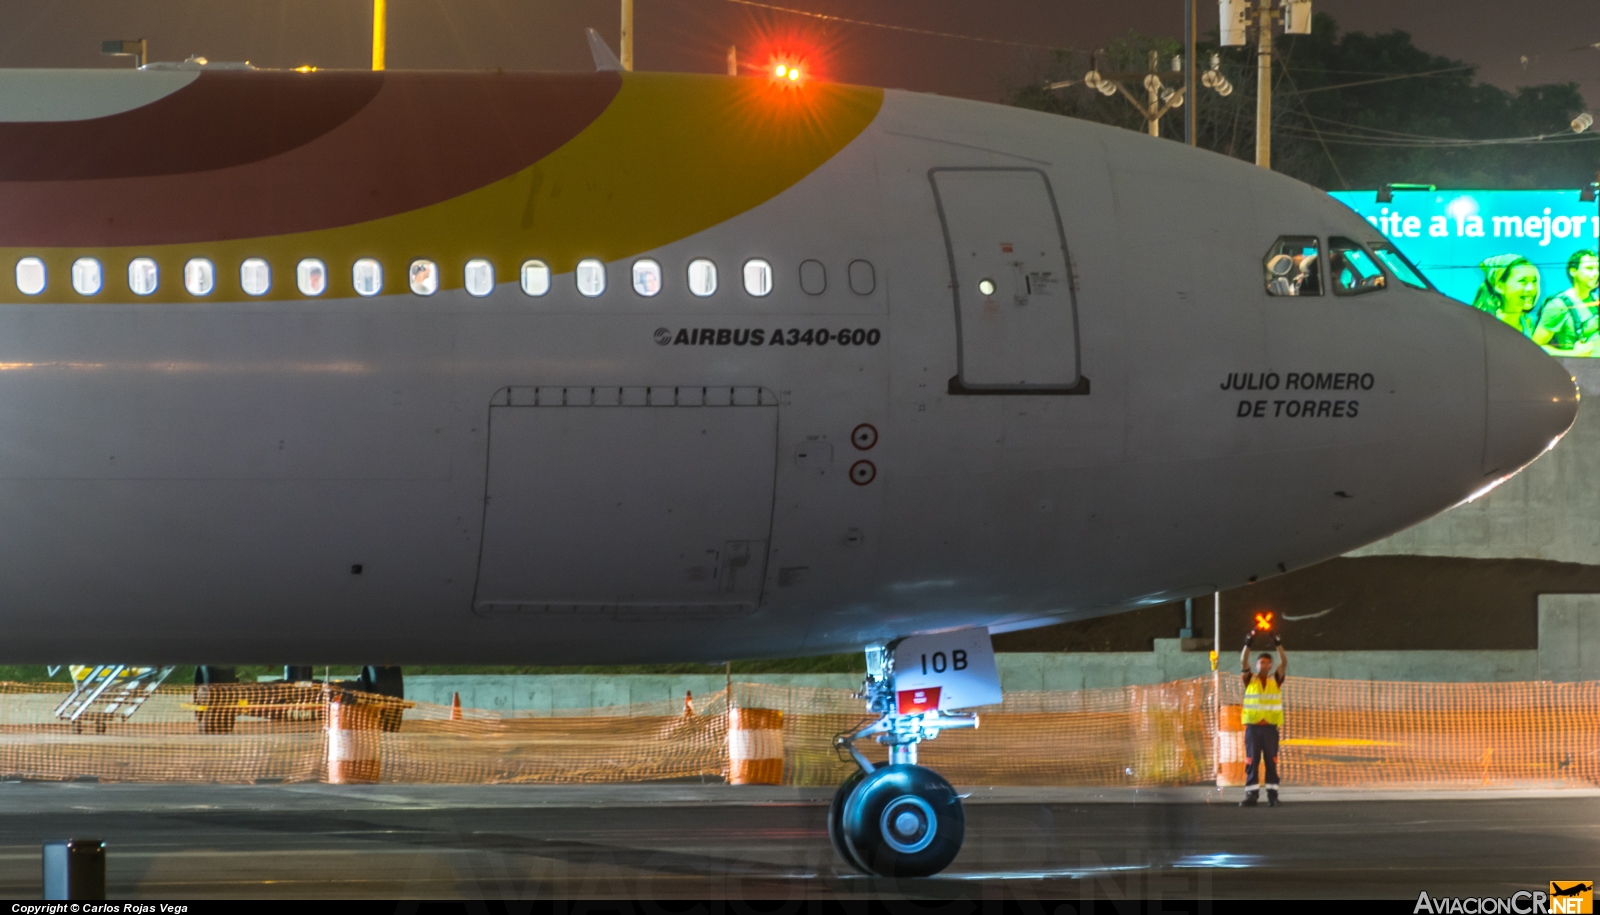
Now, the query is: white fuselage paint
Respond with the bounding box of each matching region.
[0,85,1575,665]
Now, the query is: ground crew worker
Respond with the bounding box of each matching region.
[1239,627,1287,807]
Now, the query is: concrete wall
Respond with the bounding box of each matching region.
[405,672,860,715]
[406,596,1600,711]
[1349,359,1600,564]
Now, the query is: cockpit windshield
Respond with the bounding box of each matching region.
[1369,243,1431,290]
[1263,236,1322,296]
[1330,237,1387,296]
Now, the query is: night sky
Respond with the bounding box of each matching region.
[0,0,1593,112]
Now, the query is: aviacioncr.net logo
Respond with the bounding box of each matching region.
[1414,885,1592,914]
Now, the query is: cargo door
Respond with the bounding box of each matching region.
[473,385,777,619]
[931,167,1084,393]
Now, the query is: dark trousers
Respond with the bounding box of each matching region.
[1244,722,1280,795]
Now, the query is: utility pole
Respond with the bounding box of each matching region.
[1253,0,1272,168]
[1068,53,1185,138]
[371,0,386,70]
[620,0,634,71]
[1184,0,1197,145]
[1143,52,1164,137]
[1221,0,1312,169]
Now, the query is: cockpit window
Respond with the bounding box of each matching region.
[1369,243,1430,290]
[1330,237,1387,296]
[1263,236,1322,296]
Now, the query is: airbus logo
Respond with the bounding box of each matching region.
[652,327,883,347]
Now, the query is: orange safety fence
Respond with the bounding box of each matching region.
[0,676,1595,787]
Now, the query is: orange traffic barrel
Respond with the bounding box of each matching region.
[1216,703,1245,787]
[326,693,381,784]
[727,707,784,785]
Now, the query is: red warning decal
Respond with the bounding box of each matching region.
[896,686,941,715]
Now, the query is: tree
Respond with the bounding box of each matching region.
[1010,16,1598,190]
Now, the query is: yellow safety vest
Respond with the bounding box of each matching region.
[1242,676,1283,727]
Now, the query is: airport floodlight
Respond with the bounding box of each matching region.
[1219,0,1249,46]
[1573,112,1594,134]
[1282,0,1313,35]
[101,39,146,69]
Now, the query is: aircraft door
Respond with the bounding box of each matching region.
[473,386,777,619]
[931,168,1083,392]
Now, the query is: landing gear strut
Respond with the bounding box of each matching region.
[829,642,979,877]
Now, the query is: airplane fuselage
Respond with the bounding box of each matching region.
[0,68,1574,663]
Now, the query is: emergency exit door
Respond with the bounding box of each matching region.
[931,168,1083,392]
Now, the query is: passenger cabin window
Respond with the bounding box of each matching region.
[297,258,327,296]
[1370,243,1430,290]
[576,258,606,297]
[520,259,550,296]
[1263,237,1322,296]
[15,258,44,296]
[632,259,662,296]
[128,258,159,296]
[240,258,271,296]
[1330,237,1387,296]
[464,259,494,297]
[184,258,215,296]
[799,259,826,295]
[352,258,383,296]
[71,258,102,296]
[409,259,438,296]
[848,259,876,295]
[743,258,773,297]
[687,259,717,297]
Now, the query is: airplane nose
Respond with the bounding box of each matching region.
[1482,319,1579,475]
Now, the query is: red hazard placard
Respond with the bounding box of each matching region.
[896,686,941,715]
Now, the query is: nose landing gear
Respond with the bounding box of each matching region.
[829,641,981,877]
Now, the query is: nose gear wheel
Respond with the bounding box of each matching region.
[838,764,964,878]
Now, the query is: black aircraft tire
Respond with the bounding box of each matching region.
[838,764,960,876]
[827,769,869,873]
[841,764,964,878]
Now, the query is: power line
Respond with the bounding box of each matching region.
[716,0,1067,51]
[1289,65,1476,95]
[1275,124,1599,147]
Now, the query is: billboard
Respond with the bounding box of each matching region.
[1330,189,1600,356]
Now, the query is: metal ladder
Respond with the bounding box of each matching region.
[53,665,176,732]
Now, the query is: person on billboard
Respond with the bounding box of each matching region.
[1531,249,1599,355]
[1470,254,1541,333]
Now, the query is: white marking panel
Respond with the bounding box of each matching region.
[892,627,1002,712]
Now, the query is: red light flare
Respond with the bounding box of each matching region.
[1254,612,1274,632]
[739,22,830,83]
